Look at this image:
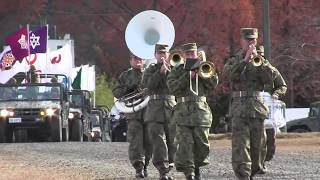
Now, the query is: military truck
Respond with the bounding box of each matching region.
[287,101,320,132]
[68,90,92,141]
[89,107,111,142]
[0,74,70,142]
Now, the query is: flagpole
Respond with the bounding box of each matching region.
[27,24,31,82]
[45,24,49,77]
[93,65,96,108]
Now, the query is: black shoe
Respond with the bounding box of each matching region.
[186,175,195,180]
[136,169,144,178]
[160,173,174,180]
[144,166,148,177]
[194,167,201,180]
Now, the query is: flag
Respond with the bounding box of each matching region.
[72,67,82,89]
[5,27,29,60]
[0,46,16,71]
[0,60,29,84]
[29,26,47,54]
[23,43,74,76]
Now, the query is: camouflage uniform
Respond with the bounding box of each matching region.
[142,61,177,177]
[223,33,287,179]
[257,46,287,171]
[112,67,152,175]
[167,44,218,178]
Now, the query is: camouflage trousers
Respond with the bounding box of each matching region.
[232,117,264,179]
[260,128,276,165]
[127,119,152,170]
[147,121,176,174]
[175,125,210,176]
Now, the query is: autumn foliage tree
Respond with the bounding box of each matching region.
[0,0,319,108]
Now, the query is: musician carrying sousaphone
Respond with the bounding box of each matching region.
[167,43,219,180]
[112,52,152,178]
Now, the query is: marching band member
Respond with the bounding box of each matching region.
[167,43,218,180]
[112,53,152,178]
[142,44,177,180]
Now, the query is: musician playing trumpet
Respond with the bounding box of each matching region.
[223,28,287,180]
[167,43,218,180]
[142,44,177,180]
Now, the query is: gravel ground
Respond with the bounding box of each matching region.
[0,135,319,180]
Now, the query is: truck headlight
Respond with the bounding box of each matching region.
[0,109,9,117]
[46,108,55,116]
[68,113,74,119]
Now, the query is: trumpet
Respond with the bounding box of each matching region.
[250,54,264,66]
[169,52,184,67]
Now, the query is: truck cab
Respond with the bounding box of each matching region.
[68,90,92,141]
[287,101,320,132]
[0,74,70,142]
[89,107,111,142]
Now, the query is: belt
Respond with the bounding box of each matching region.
[232,91,261,98]
[176,96,206,103]
[149,94,175,100]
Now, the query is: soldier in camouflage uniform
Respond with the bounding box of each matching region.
[167,43,218,180]
[112,53,152,178]
[223,28,287,180]
[142,44,177,180]
[256,45,287,174]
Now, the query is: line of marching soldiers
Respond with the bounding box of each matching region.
[112,28,287,180]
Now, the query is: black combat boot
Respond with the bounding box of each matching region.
[159,173,174,180]
[194,167,202,180]
[144,165,148,177]
[186,175,195,180]
[135,168,145,178]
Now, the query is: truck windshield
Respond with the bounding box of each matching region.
[309,106,319,117]
[0,85,61,101]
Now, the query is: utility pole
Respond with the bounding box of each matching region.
[263,0,271,60]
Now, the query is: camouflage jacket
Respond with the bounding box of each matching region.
[167,64,219,127]
[223,50,287,119]
[112,68,144,120]
[142,63,176,123]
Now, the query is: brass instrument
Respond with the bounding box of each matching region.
[169,52,184,67]
[116,10,175,113]
[189,50,216,95]
[198,61,216,79]
[250,54,264,66]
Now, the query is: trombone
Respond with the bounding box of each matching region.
[189,51,216,95]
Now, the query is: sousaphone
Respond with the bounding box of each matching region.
[114,10,175,113]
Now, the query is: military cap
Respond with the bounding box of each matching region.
[155,44,169,52]
[240,28,258,39]
[129,52,143,60]
[181,43,197,52]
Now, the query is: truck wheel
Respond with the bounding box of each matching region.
[71,119,83,142]
[14,129,28,142]
[62,127,69,142]
[50,117,62,142]
[0,120,13,143]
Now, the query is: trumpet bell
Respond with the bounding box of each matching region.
[125,10,175,60]
[170,53,184,67]
[251,55,264,66]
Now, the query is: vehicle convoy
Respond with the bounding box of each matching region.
[287,101,320,133]
[0,74,70,142]
[68,90,92,141]
[89,108,111,142]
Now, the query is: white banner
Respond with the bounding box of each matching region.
[23,43,74,76]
